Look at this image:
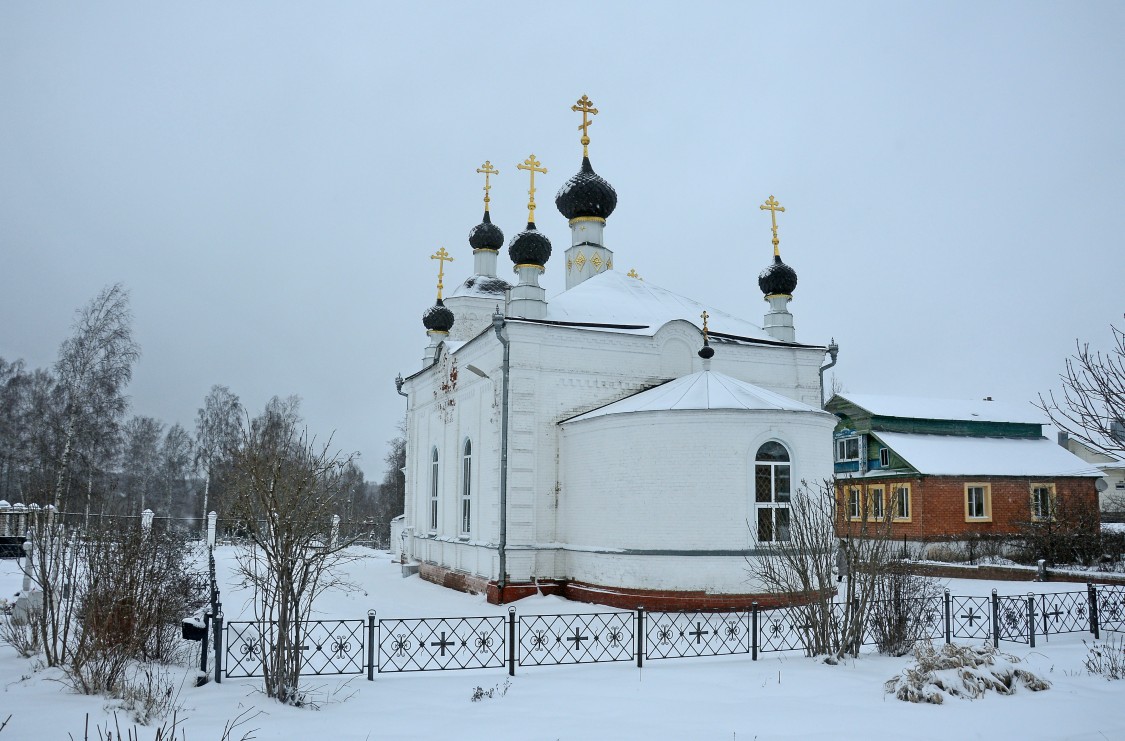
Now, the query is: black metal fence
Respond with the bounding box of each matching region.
[208,583,1125,680]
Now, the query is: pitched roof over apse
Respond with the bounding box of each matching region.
[838,393,1043,425]
[872,431,1103,477]
[565,369,826,423]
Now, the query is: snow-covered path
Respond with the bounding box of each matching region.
[3,547,1124,740]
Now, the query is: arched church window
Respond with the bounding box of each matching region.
[461,439,472,536]
[430,448,439,531]
[755,441,791,542]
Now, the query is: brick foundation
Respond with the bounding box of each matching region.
[419,562,822,610]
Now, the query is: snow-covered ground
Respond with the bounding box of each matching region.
[3,547,1125,740]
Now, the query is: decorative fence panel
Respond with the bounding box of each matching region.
[1098,585,1125,633]
[519,612,634,666]
[950,595,992,640]
[1036,591,1090,639]
[224,619,367,678]
[377,616,506,673]
[645,611,751,659]
[995,595,1029,644]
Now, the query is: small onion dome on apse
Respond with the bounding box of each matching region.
[758,255,798,296]
[422,299,455,333]
[470,161,504,251]
[555,94,617,221]
[698,310,715,359]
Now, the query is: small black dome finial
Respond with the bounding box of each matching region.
[757,195,798,296]
[698,310,715,359]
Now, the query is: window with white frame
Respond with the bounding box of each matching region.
[879,447,890,468]
[755,441,791,542]
[836,437,860,462]
[1031,483,1054,521]
[461,439,472,535]
[868,485,885,520]
[965,483,991,521]
[893,484,911,521]
[847,487,862,520]
[430,448,439,531]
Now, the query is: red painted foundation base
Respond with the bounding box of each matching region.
[418,562,820,611]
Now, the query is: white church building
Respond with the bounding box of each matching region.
[396,98,839,609]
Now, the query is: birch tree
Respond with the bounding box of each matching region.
[194,385,242,523]
[53,284,139,511]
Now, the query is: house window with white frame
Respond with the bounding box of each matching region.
[1031,483,1054,521]
[868,485,885,520]
[965,483,991,521]
[430,448,439,531]
[461,439,472,536]
[893,483,911,521]
[836,437,860,462]
[847,486,862,520]
[755,441,792,542]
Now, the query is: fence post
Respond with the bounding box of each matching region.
[200,613,210,674]
[991,589,999,648]
[214,611,224,684]
[507,607,516,677]
[636,607,644,668]
[207,511,217,547]
[1026,594,1036,649]
[943,589,951,644]
[367,610,377,681]
[751,602,759,661]
[1088,583,1100,640]
[852,597,861,655]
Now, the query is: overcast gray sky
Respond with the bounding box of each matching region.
[1,1,1122,476]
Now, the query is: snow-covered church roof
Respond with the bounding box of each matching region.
[543,270,774,341]
[565,369,825,423]
[871,431,1102,477]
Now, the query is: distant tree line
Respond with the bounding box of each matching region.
[0,283,405,537]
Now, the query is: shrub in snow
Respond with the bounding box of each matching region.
[1084,635,1125,680]
[470,679,511,702]
[884,642,1050,704]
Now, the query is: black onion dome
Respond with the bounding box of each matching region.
[422,299,454,333]
[468,210,504,252]
[555,156,617,220]
[758,255,798,296]
[698,344,715,360]
[508,222,552,267]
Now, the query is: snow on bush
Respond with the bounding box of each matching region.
[1084,634,1125,680]
[884,642,1049,704]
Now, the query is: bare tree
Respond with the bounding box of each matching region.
[227,400,363,704]
[1038,323,1125,459]
[53,284,140,511]
[122,416,164,513]
[159,423,194,518]
[747,478,901,660]
[194,385,242,525]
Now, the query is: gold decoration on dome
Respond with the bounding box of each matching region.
[700,310,710,343]
[574,251,587,270]
[627,268,642,280]
[759,195,786,257]
[475,161,499,212]
[591,253,603,270]
[571,94,599,157]
[606,257,612,270]
[430,247,454,300]
[567,258,573,272]
[517,154,548,223]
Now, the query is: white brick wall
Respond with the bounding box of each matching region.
[400,312,834,593]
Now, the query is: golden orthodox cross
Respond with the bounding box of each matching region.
[517,154,548,222]
[759,195,786,256]
[572,94,599,157]
[700,310,710,342]
[475,161,499,212]
[430,247,454,300]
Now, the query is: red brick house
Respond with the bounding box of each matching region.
[826,394,1102,547]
